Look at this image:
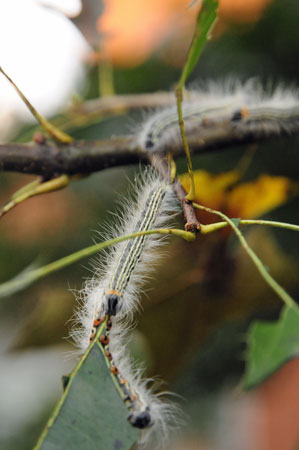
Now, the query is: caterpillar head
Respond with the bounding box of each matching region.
[128,406,152,429]
[105,293,122,316]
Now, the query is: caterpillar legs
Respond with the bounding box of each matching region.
[90,311,153,430]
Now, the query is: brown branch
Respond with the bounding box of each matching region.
[1,117,299,176]
[0,137,143,177]
[71,92,176,117]
[148,154,201,232]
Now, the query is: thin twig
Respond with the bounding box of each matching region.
[0,227,195,298]
[194,202,299,311]
[148,154,201,232]
[201,218,299,234]
[0,66,73,143]
[0,137,142,176]
[71,92,176,117]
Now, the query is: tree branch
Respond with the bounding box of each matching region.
[71,92,176,116]
[148,154,201,232]
[0,137,143,177]
[1,115,299,176]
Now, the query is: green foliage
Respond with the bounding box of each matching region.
[176,0,219,201]
[178,0,219,85]
[242,306,299,389]
[34,342,139,450]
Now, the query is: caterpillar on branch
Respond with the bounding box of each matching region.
[138,79,299,153]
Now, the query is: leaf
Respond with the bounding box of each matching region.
[175,0,218,201]
[179,0,219,85]
[179,169,240,210]
[227,175,292,219]
[242,306,299,390]
[34,342,139,450]
[180,170,293,218]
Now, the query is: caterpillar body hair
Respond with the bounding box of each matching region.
[138,79,299,152]
[104,183,169,316]
[91,315,152,429]
[93,315,180,440]
[72,170,180,448]
[91,315,181,448]
[73,169,178,353]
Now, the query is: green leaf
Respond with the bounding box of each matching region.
[179,0,219,86]
[34,342,139,450]
[175,0,219,201]
[242,306,299,390]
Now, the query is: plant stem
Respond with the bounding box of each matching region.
[0,228,195,298]
[200,219,299,234]
[0,66,73,143]
[193,202,298,310]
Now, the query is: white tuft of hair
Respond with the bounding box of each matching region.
[110,321,184,449]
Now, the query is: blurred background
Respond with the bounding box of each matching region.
[0,0,298,449]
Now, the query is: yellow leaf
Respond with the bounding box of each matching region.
[179,169,240,210]
[227,175,292,219]
[179,170,293,219]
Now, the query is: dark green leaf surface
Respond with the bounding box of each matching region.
[34,343,139,450]
[179,0,218,86]
[242,306,299,389]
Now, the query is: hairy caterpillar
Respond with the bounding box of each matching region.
[75,170,177,350]
[72,170,179,447]
[100,184,169,317]
[93,315,152,429]
[138,79,299,152]
[92,313,179,448]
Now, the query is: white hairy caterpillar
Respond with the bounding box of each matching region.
[101,183,170,317]
[73,170,178,350]
[93,314,179,447]
[138,79,299,152]
[72,170,180,447]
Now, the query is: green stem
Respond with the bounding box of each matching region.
[174,0,218,202]
[201,219,299,234]
[0,175,69,218]
[33,319,109,450]
[0,66,73,143]
[0,228,195,298]
[98,61,115,97]
[193,202,298,311]
[175,86,196,201]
